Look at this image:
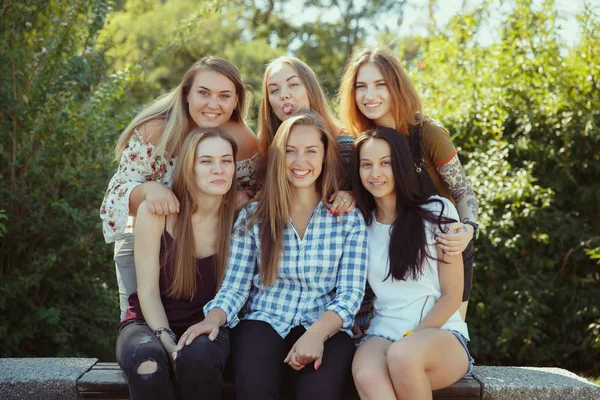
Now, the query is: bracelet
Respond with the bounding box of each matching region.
[403,330,413,337]
[154,327,177,343]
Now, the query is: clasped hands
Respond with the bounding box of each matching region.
[284,330,326,372]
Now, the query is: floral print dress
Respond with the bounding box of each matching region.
[100,129,256,243]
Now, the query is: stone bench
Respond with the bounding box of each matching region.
[76,361,480,399]
[1,358,599,399]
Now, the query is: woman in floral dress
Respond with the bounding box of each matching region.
[100,56,257,319]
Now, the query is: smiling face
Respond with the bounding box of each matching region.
[193,136,236,196]
[359,138,396,202]
[186,69,238,128]
[267,62,311,122]
[285,125,324,190]
[355,62,395,128]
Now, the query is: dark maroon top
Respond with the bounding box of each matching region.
[121,232,217,330]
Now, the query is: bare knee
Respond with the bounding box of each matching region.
[386,343,421,373]
[353,360,390,393]
[353,365,378,389]
[137,360,157,375]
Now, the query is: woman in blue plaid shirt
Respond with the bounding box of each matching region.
[191,112,368,400]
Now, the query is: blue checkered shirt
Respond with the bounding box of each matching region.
[204,201,368,338]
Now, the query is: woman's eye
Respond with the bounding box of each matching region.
[290,82,299,87]
[219,94,231,99]
[383,161,391,166]
[200,160,211,164]
[355,84,365,89]
[223,159,233,164]
[270,88,280,94]
[199,90,209,96]
[376,82,386,87]
[360,163,371,168]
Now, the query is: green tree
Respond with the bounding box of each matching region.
[0,0,138,358]
[407,0,600,374]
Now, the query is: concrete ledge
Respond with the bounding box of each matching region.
[78,362,481,399]
[0,358,98,400]
[472,366,600,400]
[1,358,599,400]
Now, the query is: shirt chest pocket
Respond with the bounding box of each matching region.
[304,235,344,282]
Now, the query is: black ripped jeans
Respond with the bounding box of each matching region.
[116,321,230,400]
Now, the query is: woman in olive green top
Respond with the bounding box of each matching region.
[339,47,479,319]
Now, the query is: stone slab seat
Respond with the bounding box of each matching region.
[2,358,598,400]
[76,361,481,400]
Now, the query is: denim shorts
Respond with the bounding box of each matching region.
[357,329,474,375]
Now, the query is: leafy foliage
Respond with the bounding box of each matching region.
[0,0,138,359]
[409,0,600,374]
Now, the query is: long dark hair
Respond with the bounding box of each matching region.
[352,127,456,281]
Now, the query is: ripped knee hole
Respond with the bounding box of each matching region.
[136,360,157,375]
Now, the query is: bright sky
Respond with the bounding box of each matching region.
[282,0,594,48]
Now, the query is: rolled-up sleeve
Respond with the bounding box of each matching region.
[204,208,257,327]
[325,211,368,330]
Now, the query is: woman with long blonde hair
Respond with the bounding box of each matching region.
[100,56,258,319]
[256,56,356,215]
[196,112,368,400]
[339,47,479,319]
[116,128,238,400]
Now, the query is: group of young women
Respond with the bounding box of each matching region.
[100,47,478,400]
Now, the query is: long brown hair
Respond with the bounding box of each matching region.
[338,47,421,136]
[250,112,343,287]
[115,56,251,160]
[167,128,238,299]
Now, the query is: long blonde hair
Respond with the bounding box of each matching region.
[115,56,251,161]
[339,47,421,136]
[250,112,343,287]
[257,56,342,156]
[167,128,238,299]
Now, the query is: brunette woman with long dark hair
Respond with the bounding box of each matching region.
[351,127,473,400]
